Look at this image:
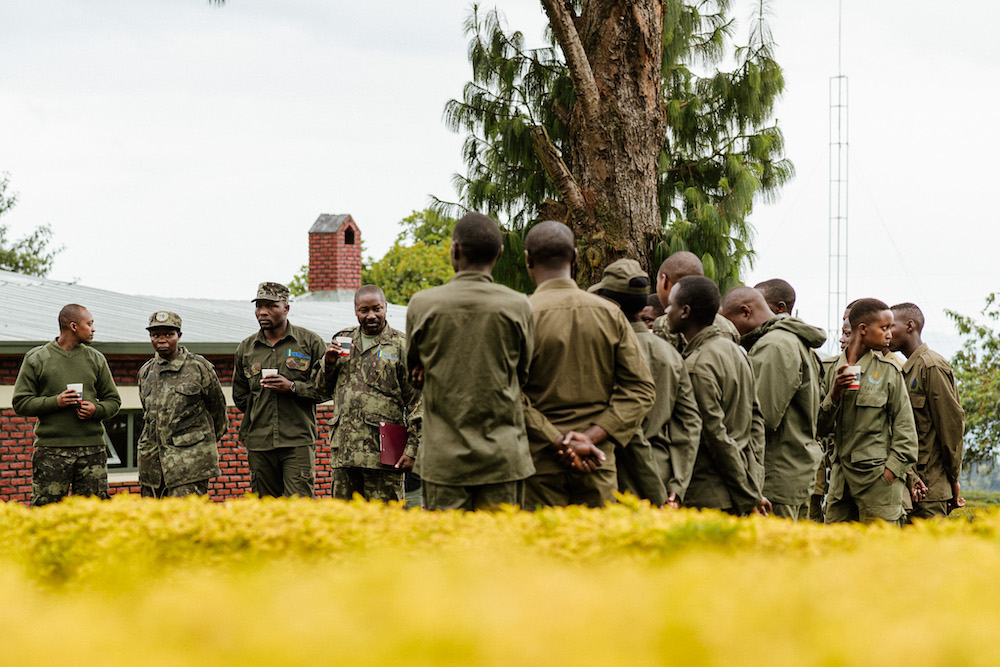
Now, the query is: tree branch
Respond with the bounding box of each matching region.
[530,126,589,227]
[539,0,600,124]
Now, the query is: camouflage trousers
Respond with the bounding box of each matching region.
[141,479,211,498]
[31,445,108,507]
[331,467,404,502]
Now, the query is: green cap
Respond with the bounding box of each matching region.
[587,259,650,296]
[253,282,290,302]
[146,311,182,331]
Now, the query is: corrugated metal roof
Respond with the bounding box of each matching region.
[0,269,407,354]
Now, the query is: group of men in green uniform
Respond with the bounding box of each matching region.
[402,213,965,522]
[11,212,965,523]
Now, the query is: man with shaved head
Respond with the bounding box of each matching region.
[889,302,965,518]
[406,212,535,511]
[721,286,826,520]
[651,251,740,349]
[13,304,121,505]
[319,284,422,502]
[754,278,796,316]
[665,278,767,516]
[521,221,655,508]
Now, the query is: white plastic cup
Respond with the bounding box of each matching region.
[846,365,861,390]
[261,368,278,378]
[335,336,353,357]
[66,383,83,404]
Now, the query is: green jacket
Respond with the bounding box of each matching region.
[521,279,655,476]
[901,344,965,501]
[405,271,535,485]
[818,349,918,500]
[12,341,121,447]
[741,316,826,505]
[233,322,328,451]
[318,324,422,470]
[629,321,701,502]
[681,326,765,515]
[138,347,227,487]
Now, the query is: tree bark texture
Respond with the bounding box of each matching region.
[538,0,664,284]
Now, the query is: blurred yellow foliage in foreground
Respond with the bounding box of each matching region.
[0,494,994,666]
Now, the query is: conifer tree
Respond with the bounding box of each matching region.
[442,1,792,288]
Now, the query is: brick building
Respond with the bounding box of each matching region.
[0,214,401,503]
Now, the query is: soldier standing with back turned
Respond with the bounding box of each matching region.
[138,311,227,498]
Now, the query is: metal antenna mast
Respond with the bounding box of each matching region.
[828,0,849,352]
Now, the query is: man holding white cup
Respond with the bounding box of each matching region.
[318,284,422,502]
[233,282,328,497]
[817,298,917,525]
[12,304,121,505]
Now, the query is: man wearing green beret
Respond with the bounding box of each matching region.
[233,282,329,497]
[138,311,228,497]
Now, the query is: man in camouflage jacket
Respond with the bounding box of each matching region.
[138,311,227,497]
[319,285,422,502]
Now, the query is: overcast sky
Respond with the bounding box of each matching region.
[2,1,997,357]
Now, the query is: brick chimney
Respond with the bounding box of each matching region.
[307,214,362,300]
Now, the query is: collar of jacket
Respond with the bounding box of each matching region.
[153,346,191,370]
[901,342,929,374]
[350,324,397,351]
[630,320,649,335]
[533,277,578,293]
[253,322,301,347]
[451,270,495,284]
[682,324,720,357]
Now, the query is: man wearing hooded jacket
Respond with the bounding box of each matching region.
[721,286,827,520]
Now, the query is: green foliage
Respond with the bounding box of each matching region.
[288,265,309,297]
[491,228,534,294]
[442,1,791,290]
[362,209,457,304]
[0,174,62,277]
[946,293,1000,469]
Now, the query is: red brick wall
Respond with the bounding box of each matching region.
[0,409,33,503]
[308,219,362,292]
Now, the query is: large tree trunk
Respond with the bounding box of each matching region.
[535,0,664,285]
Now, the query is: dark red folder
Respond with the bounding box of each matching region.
[379,422,407,466]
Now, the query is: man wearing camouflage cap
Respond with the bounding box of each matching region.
[590,259,701,508]
[138,311,227,497]
[233,282,328,497]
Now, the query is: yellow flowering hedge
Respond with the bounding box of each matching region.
[0,494,997,665]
